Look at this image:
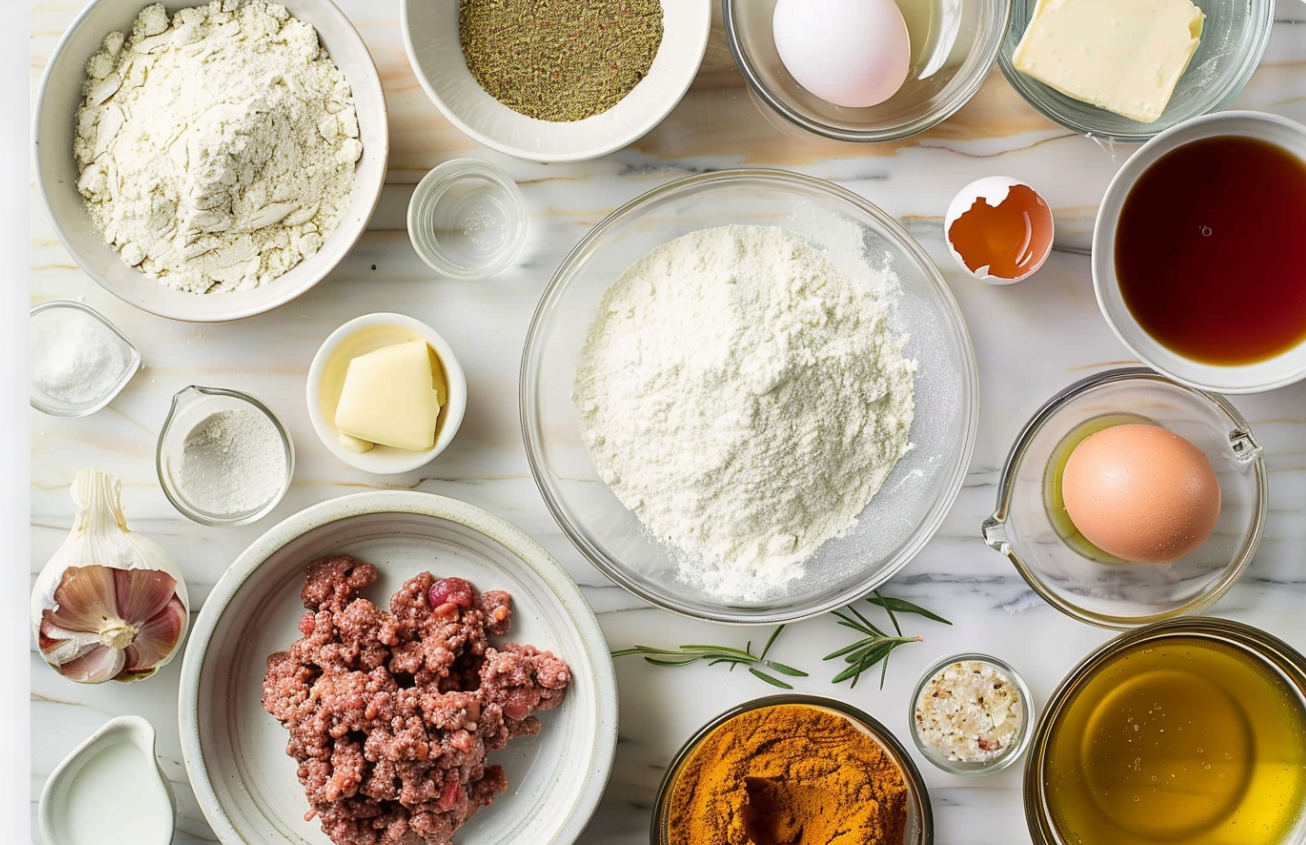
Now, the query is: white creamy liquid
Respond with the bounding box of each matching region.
[64,741,172,845]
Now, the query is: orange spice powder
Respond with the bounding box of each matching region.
[667,703,909,845]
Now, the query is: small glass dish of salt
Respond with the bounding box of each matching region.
[30,301,140,417]
[909,652,1035,777]
[156,385,295,527]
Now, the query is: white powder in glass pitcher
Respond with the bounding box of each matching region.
[180,408,287,515]
[573,224,917,602]
[73,0,362,294]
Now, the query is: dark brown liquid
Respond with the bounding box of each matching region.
[1115,136,1306,365]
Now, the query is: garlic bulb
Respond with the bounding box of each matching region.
[31,469,189,683]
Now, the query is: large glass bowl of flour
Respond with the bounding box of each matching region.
[522,170,978,623]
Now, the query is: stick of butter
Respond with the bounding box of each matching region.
[1012,0,1204,124]
[335,339,445,452]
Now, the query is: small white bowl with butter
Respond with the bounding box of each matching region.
[307,313,466,474]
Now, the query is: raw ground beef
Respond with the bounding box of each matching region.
[262,554,571,845]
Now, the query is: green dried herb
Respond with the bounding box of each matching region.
[459,0,664,122]
[824,592,952,689]
[611,625,808,689]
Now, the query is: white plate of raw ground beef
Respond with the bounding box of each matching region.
[179,490,617,845]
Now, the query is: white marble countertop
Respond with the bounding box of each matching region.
[27,2,1306,844]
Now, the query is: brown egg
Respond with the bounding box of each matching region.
[1061,423,1221,564]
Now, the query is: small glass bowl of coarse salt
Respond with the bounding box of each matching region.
[909,653,1035,777]
[30,301,141,417]
[156,386,295,527]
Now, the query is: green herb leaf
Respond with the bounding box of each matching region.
[825,592,947,689]
[612,625,807,689]
[748,667,794,689]
[865,594,953,626]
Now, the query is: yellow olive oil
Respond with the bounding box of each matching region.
[1044,637,1306,844]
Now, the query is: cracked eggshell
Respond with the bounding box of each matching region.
[944,176,1055,285]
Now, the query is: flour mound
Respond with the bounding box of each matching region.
[573,224,917,602]
[74,0,362,294]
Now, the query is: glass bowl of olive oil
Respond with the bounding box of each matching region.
[982,367,1266,629]
[1024,617,1306,845]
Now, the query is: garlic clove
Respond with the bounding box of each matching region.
[52,645,126,685]
[120,597,187,679]
[41,565,121,633]
[112,568,180,625]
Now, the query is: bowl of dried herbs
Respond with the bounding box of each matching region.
[400,0,710,162]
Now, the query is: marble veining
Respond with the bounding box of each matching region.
[29,2,1306,844]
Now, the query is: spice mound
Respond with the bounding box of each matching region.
[914,658,1024,765]
[74,1,362,294]
[667,702,909,845]
[261,555,571,845]
[458,0,664,122]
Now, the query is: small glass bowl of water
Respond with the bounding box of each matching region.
[407,158,527,279]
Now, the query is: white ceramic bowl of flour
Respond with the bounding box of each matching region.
[33,0,388,322]
[522,169,980,624]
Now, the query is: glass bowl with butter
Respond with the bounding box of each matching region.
[306,312,467,474]
[998,0,1274,142]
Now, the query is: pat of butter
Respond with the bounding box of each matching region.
[334,339,445,452]
[1012,0,1204,124]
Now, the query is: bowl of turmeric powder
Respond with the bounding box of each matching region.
[653,695,933,845]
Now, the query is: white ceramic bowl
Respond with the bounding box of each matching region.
[178,491,618,845]
[40,715,175,845]
[33,0,388,322]
[1092,111,1306,393]
[306,312,467,474]
[400,0,710,162]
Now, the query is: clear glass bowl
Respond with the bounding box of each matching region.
[157,385,295,527]
[909,652,1035,777]
[997,0,1275,143]
[652,694,934,845]
[30,301,140,417]
[520,169,978,624]
[1024,617,1306,844]
[982,368,1266,629]
[723,0,1011,142]
[407,158,527,280]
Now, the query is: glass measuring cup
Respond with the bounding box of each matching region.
[156,386,295,527]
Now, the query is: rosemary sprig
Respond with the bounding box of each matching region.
[611,625,809,689]
[825,592,951,689]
